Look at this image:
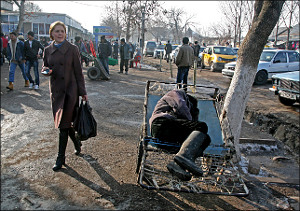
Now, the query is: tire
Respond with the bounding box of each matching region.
[254,70,268,85]
[87,67,101,80]
[278,95,296,106]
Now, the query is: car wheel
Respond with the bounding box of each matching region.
[87,67,100,80]
[278,95,296,106]
[254,70,268,85]
[210,62,215,72]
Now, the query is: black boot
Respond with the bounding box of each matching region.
[69,127,81,155]
[174,131,211,176]
[53,128,68,171]
[167,161,192,181]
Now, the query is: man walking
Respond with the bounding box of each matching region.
[165,40,172,63]
[119,38,130,75]
[24,31,44,89]
[175,37,194,90]
[98,35,112,74]
[74,36,88,67]
[6,31,29,90]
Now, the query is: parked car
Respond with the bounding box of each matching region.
[269,71,299,106]
[198,47,205,66]
[222,49,300,85]
[153,45,165,59]
[143,41,157,56]
[172,45,181,63]
[201,46,237,71]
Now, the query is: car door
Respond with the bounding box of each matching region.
[203,47,212,66]
[268,51,289,76]
[287,51,300,72]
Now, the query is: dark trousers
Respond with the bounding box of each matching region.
[120,58,128,73]
[151,117,208,145]
[176,66,189,89]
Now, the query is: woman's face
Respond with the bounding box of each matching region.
[51,25,66,44]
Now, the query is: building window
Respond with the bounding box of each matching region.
[33,23,38,34]
[39,23,45,34]
[46,24,50,35]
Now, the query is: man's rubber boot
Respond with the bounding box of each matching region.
[6,82,13,90]
[167,161,192,181]
[174,131,211,176]
[53,128,69,171]
[25,80,30,87]
[69,127,81,155]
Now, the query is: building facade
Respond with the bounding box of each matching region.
[1,10,93,42]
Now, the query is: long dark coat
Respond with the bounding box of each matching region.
[43,40,87,129]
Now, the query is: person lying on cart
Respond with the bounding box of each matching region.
[149,89,211,181]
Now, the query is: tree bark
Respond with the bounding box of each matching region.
[14,0,25,34]
[219,0,284,162]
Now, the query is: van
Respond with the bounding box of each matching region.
[143,41,157,56]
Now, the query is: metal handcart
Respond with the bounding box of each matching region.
[136,81,249,196]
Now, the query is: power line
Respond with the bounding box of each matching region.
[69,1,103,8]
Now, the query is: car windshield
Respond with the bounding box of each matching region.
[147,42,156,47]
[157,45,164,49]
[213,47,235,55]
[260,51,276,62]
[172,45,178,50]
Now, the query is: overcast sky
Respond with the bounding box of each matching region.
[20,1,221,33]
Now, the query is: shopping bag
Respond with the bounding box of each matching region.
[74,100,97,141]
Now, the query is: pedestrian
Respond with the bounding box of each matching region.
[129,42,135,60]
[41,37,49,47]
[1,33,9,64]
[24,31,44,89]
[74,36,88,67]
[149,89,211,180]
[193,41,200,63]
[97,35,112,74]
[165,40,172,62]
[175,37,194,90]
[18,35,25,42]
[6,31,29,90]
[118,38,130,75]
[42,21,88,171]
[113,39,119,60]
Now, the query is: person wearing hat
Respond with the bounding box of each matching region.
[6,31,29,90]
[112,39,119,60]
[165,40,172,63]
[24,31,44,89]
[97,35,112,74]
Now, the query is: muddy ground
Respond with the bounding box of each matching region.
[1,57,299,210]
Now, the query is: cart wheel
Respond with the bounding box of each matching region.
[87,67,101,80]
[136,140,144,174]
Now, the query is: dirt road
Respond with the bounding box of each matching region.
[1,58,299,210]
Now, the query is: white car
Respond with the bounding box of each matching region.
[222,49,300,85]
[153,45,165,59]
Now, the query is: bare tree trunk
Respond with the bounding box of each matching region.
[219,0,284,162]
[275,23,279,45]
[14,0,25,34]
[286,0,293,49]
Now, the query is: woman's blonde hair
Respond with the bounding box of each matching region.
[49,21,67,40]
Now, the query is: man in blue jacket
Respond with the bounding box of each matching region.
[24,31,44,89]
[6,31,29,90]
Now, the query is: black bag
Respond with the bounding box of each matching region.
[74,100,97,141]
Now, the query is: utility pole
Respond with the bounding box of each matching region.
[141,5,145,62]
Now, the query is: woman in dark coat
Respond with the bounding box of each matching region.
[42,21,88,171]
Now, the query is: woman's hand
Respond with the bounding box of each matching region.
[82,95,88,101]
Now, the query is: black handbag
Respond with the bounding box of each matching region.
[74,100,97,141]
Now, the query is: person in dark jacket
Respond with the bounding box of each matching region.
[98,35,112,74]
[24,31,44,89]
[113,39,119,59]
[165,40,172,62]
[193,41,200,59]
[42,21,88,171]
[6,31,29,90]
[119,38,130,74]
[150,89,211,181]
[175,37,194,90]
